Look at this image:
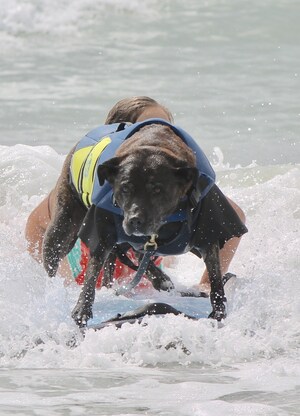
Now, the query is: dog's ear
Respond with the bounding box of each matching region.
[98,157,121,186]
[173,166,199,186]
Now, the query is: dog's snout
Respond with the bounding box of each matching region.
[123,213,149,236]
[129,215,143,229]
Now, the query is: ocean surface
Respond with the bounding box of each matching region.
[0,0,299,415]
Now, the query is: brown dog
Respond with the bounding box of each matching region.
[42,111,247,328]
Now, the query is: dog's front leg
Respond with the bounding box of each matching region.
[203,243,226,321]
[43,204,81,277]
[72,248,109,328]
[102,247,118,288]
[43,150,86,277]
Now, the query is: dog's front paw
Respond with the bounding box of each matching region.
[209,292,227,322]
[208,306,227,322]
[72,302,93,328]
[208,302,227,322]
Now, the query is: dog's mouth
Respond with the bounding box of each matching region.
[131,230,148,237]
[124,226,158,237]
[123,218,161,237]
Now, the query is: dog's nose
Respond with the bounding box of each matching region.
[129,216,143,230]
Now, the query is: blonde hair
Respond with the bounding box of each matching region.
[105,96,173,124]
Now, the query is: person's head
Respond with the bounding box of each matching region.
[105,96,173,124]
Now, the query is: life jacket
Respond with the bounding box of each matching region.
[71,118,216,256]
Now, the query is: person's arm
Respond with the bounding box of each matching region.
[25,195,51,262]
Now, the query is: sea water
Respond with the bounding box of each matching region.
[0,0,299,415]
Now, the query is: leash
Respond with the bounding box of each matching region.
[115,234,158,296]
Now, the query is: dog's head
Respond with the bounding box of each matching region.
[98,130,198,236]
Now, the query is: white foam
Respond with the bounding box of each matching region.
[0,145,299,374]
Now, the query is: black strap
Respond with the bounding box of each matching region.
[188,175,210,208]
[115,246,139,271]
[115,249,155,295]
[115,234,158,296]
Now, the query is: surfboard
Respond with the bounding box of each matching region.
[87,273,236,331]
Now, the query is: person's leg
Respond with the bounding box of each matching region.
[199,197,246,291]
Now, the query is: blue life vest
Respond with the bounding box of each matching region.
[71,118,215,211]
[72,119,216,255]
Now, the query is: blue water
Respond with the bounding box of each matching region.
[0,0,299,415]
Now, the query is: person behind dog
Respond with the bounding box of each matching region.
[25,96,246,291]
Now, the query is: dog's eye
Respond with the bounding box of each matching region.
[121,184,131,194]
[149,184,162,195]
[147,183,162,195]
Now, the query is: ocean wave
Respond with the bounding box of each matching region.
[0,143,299,369]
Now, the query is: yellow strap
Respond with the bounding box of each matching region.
[71,136,112,207]
[70,145,93,195]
